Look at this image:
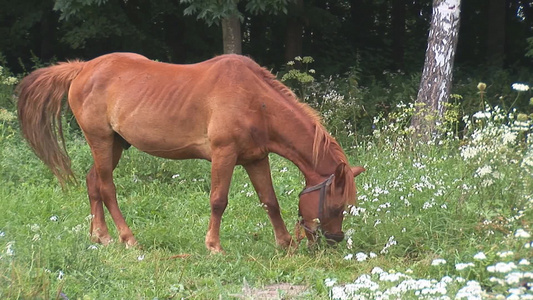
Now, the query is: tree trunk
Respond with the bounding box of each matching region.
[486,0,506,68]
[222,15,242,54]
[411,0,461,139]
[391,0,406,70]
[284,0,304,62]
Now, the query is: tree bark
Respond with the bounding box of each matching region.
[411,0,461,139]
[486,0,506,68]
[222,15,242,54]
[284,0,304,62]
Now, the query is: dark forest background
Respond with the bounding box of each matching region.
[2,0,533,77]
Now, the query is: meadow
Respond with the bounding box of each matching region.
[1,66,532,299]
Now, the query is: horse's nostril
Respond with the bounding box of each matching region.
[324,231,344,244]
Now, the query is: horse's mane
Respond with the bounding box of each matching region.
[237,55,349,169]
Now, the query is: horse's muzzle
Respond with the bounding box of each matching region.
[324,231,345,244]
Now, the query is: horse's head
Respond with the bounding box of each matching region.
[298,164,365,245]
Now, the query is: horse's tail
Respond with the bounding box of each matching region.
[16,60,85,186]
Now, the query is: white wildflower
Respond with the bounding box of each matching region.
[346,237,353,250]
[481,178,494,187]
[57,270,64,280]
[349,205,366,216]
[518,259,530,265]
[137,255,145,261]
[473,252,487,260]
[487,262,517,273]
[497,250,514,258]
[49,215,58,222]
[475,165,492,177]
[473,111,491,119]
[512,83,530,92]
[379,271,409,282]
[324,278,337,287]
[456,262,475,271]
[380,236,397,254]
[431,258,447,266]
[355,252,368,262]
[514,228,531,238]
[455,280,483,300]
[501,131,518,144]
[344,254,353,260]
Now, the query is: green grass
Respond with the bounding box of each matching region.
[1,106,532,299]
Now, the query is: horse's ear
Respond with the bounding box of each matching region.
[351,166,365,177]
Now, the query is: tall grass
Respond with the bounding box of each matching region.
[0,69,532,299]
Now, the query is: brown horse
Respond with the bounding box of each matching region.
[17,53,365,253]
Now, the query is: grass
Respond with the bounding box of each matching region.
[0,102,532,299]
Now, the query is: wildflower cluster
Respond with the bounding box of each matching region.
[0,66,17,86]
[328,266,482,299]
[328,243,533,300]
[330,81,533,299]
[460,105,533,178]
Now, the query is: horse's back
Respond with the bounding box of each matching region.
[68,53,274,162]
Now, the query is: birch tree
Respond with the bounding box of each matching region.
[411,0,461,139]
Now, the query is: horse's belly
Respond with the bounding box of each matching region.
[143,144,211,160]
[117,128,211,160]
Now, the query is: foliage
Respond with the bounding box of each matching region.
[180,0,290,26]
[53,0,109,20]
[0,66,18,110]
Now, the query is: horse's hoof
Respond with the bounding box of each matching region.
[206,243,225,254]
[91,234,113,245]
[120,235,138,249]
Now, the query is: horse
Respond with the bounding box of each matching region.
[16,53,365,253]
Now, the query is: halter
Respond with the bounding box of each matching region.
[297,174,345,243]
[299,174,335,220]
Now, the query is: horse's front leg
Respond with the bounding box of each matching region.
[244,157,293,249]
[205,148,237,253]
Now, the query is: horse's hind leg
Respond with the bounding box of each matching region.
[86,134,137,247]
[87,166,112,244]
[244,157,293,248]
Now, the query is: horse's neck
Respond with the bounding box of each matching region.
[268,115,341,185]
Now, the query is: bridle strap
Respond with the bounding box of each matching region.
[299,174,334,220]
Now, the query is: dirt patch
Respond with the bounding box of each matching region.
[230,282,310,299]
